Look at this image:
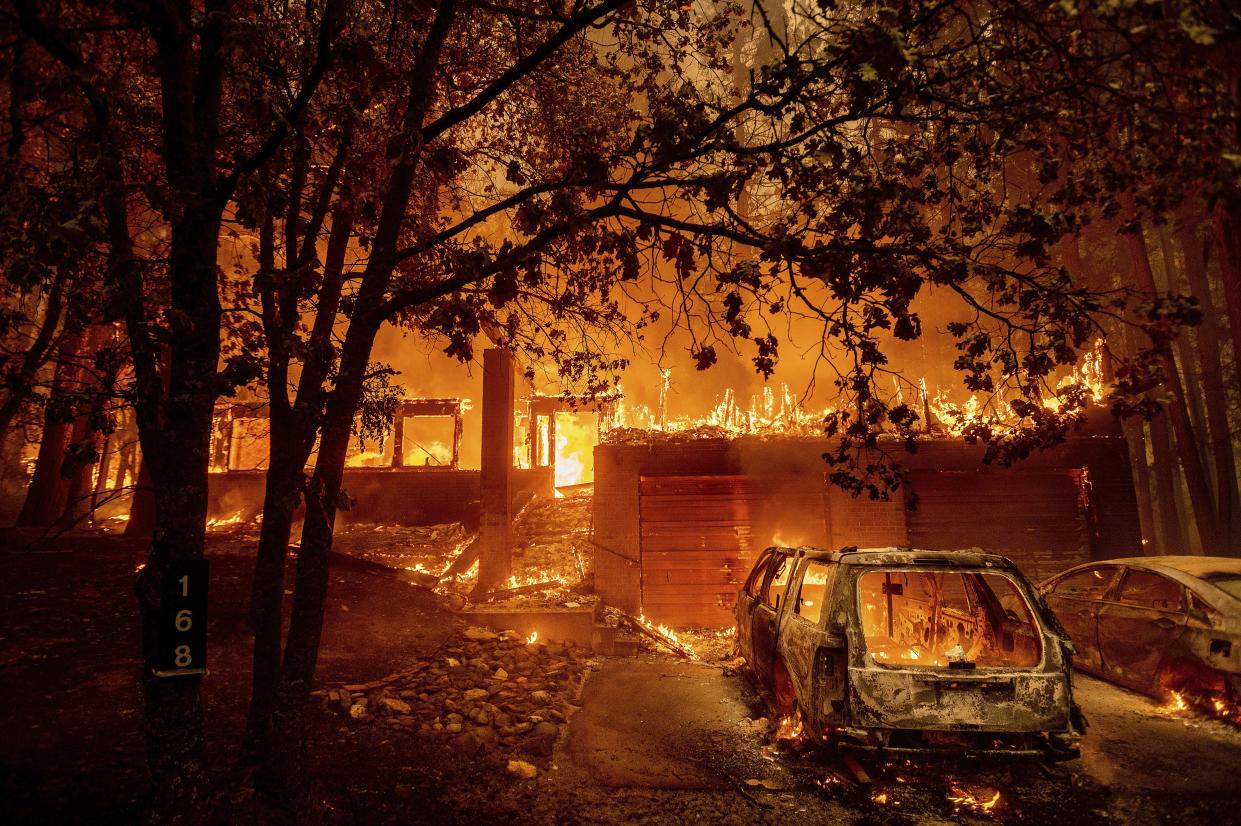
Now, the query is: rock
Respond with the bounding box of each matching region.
[464,627,499,642]
[530,690,552,704]
[528,721,559,756]
[749,717,769,734]
[474,726,500,751]
[378,696,412,715]
[446,657,461,668]
[494,668,508,680]
[445,713,464,725]
[452,731,487,757]
[506,760,538,780]
[463,688,489,701]
[446,722,463,734]
[349,703,370,720]
[494,712,513,728]
[513,721,533,734]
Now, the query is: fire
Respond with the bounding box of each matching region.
[1160,691,1190,714]
[553,413,595,489]
[927,339,1105,434]
[526,631,538,644]
[636,611,697,659]
[206,511,244,529]
[774,711,805,744]
[608,380,830,438]
[346,449,388,467]
[506,569,569,589]
[947,782,1002,813]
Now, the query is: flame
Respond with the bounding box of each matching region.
[553,414,595,489]
[134,563,146,573]
[636,611,697,659]
[1161,691,1190,714]
[526,631,538,644]
[206,511,244,529]
[927,339,1105,434]
[608,379,830,438]
[774,710,806,743]
[947,782,1002,813]
[345,449,388,468]
[506,569,569,589]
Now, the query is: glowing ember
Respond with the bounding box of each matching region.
[526,631,538,645]
[947,782,1002,813]
[506,570,569,589]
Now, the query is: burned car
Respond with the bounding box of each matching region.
[1041,556,1241,713]
[734,546,1084,758]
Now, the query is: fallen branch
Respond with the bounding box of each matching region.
[616,611,697,660]
[481,579,564,602]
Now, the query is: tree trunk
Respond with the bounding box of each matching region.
[125,458,157,538]
[263,319,381,806]
[15,329,83,527]
[243,444,303,759]
[1123,221,1221,551]
[132,213,223,822]
[91,429,114,526]
[1178,210,1240,551]
[1211,199,1241,372]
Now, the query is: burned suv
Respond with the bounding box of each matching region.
[734,546,1083,759]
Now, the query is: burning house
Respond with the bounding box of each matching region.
[590,426,1139,628]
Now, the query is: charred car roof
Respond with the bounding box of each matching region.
[768,545,1021,570]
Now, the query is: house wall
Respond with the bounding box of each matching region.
[207,466,554,527]
[592,435,1140,620]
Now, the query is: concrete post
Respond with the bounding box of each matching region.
[477,348,515,593]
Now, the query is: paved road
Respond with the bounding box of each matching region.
[524,656,1241,825]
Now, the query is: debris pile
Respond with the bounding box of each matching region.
[316,625,596,776]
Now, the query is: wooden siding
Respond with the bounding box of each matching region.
[905,467,1091,582]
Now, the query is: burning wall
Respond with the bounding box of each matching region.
[592,434,1139,627]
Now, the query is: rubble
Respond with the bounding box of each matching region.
[314,623,594,775]
[506,759,539,779]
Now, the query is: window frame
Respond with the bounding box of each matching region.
[1114,567,1185,613]
[793,559,835,627]
[1052,565,1119,600]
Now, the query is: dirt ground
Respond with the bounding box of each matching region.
[3,529,1241,825]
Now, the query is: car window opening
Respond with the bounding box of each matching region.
[858,570,1042,668]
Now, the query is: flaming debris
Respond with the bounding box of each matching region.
[526,631,538,645]
[206,511,246,530]
[773,710,806,745]
[946,781,1003,814]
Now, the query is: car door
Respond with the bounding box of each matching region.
[751,551,795,684]
[1097,567,1188,692]
[778,559,837,707]
[1044,565,1119,673]
[735,549,774,665]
